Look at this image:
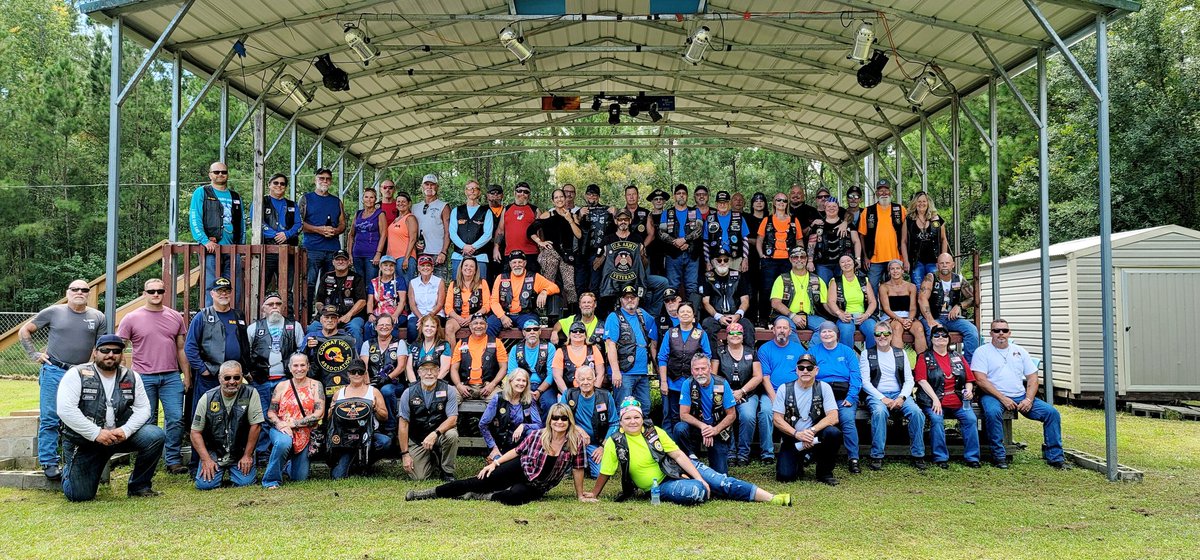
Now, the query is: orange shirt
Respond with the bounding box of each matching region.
[386,213,417,259]
[451,334,508,385]
[552,344,606,386]
[857,204,908,262]
[490,272,560,315]
[756,215,805,258]
[444,280,493,320]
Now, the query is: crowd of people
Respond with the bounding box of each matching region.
[18,161,1070,505]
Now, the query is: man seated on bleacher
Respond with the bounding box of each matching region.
[561,365,616,477]
[699,247,755,340]
[915,325,981,469]
[399,357,460,482]
[309,249,367,346]
[488,250,560,337]
[810,321,864,474]
[919,252,980,362]
[674,354,737,474]
[552,291,603,346]
[508,318,558,417]
[859,323,927,471]
[769,247,827,335]
[451,314,508,400]
[971,319,1068,470]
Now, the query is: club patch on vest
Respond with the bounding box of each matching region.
[317,337,355,374]
[210,401,221,413]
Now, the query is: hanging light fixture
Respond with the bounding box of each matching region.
[592,95,603,111]
[344,23,380,66]
[608,103,621,125]
[648,103,663,123]
[848,21,876,64]
[314,54,350,92]
[278,74,312,107]
[499,27,533,64]
[905,70,940,107]
[856,49,888,89]
[681,26,712,65]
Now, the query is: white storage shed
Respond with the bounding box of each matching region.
[980,225,1200,401]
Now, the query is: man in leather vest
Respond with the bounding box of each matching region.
[603,286,658,418]
[673,355,737,474]
[561,366,615,477]
[56,335,163,501]
[857,179,907,299]
[449,180,496,280]
[657,184,704,301]
[183,277,250,435]
[259,173,301,292]
[645,188,670,277]
[859,324,927,471]
[399,357,460,481]
[308,249,367,346]
[189,161,245,306]
[620,184,655,250]
[703,191,750,273]
[245,292,304,464]
[919,252,981,362]
[190,361,263,489]
[699,248,754,340]
[596,210,669,319]
[771,353,842,486]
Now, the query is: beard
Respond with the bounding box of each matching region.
[878,196,891,206]
[715,265,730,275]
[267,311,285,324]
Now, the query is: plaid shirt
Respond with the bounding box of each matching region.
[516,429,585,490]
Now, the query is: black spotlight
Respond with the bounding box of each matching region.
[608,103,621,125]
[628,102,641,118]
[592,96,603,111]
[315,53,350,92]
[856,49,888,89]
[648,103,662,123]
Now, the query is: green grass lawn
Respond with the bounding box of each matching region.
[0,379,1198,559]
[0,379,40,416]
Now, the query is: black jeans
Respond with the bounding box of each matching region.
[776,425,843,482]
[435,459,548,506]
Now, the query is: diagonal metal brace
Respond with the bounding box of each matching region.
[117,0,195,106]
[974,32,1042,127]
[1022,0,1102,102]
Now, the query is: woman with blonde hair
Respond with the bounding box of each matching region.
[407,402,591,505]
[479,368,543,460]
[443,257,492,347]
[900,191,949,286]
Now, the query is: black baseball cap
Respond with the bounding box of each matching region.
[508,250,527,262]
[715,190,730,202]
[333,249,350,259]
[213,277,232,291]
[663,288,680,300]
[585,184,601,195]
[487,184,503,194]
[798,353,816,366]
[620,285,639,297]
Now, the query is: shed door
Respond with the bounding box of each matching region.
[1121,268,1200,392]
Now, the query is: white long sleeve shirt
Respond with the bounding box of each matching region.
[57,364,151,442]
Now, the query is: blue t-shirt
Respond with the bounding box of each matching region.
[301,191,343,251]
[603,308,657,376]
[262,196,302,242]
[809,342,862,401]
[188,186,235,245]
[703,212,749,252]
[367,276,409,302]
[758,339,805,390]
[561,390,617,440]
[656,326,713,392]
[680,378,736,424]
[507,342,557,386]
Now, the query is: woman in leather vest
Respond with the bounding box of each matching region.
[444,258,492,347]
[405,314,452,384]
[900,191,949,287]
[479,368,543,460]
[327,362,390,480]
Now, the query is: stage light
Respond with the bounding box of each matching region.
[592,96,603,111]
[499,27,533,64]
[856,49,888,89]
[628,102,641,118]
[905,70,939,107]
[343,24,380,66]
[648,103,662,123]
[278,74,312,107]
[848,21,875,64]
[314,54,350,92]
[682,26,712,65]
[608,103,621,125]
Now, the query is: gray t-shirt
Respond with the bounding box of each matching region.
[398,382,458,421]
[772,381,838,432]
[32,304,107,365]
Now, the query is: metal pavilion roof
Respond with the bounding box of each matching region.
[80,0,1138,173]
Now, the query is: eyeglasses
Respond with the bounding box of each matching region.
[69,287,91,293]
[931,332,950,339]
[550,415,570,422]
[269,181,286,186]
[144,289,165,295]
[797,365,815,371]
[563,190,575,195]
[991,328,1010,334]
[316,176,332,181]
[210,170,228,175]
[874,331,892,337]
[96,347,122,355]
[220,375,242,382]
[381,185,394,189]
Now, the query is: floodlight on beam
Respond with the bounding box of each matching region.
[608,103,621,125]
[592,96,603,111]
[648,103,663,123]
[344,24,380,66]
[499,27,533,64]
[857,50,888,89]
[278,74,313,107]
[848,21,876,64]
[682,26,712,65]
[905,70,940,108]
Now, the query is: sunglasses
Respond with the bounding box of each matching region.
[144,289,165,295]
[570,329,586,334]
[874,331,892,336]
[992,328,1010,334]
[69,287,91,293]
[550,415,570,422]
[220,375,243,381]
[847,194,862,199]
[727,330,744,336]
[381,185,395,189]
[797,365,815,371]
[348,370,366,376]
[269,181,286,186]
[210,170,228,175]
[516,189,531,195]
[316,176,332,181]
[264,301,283,307]
[523,327,541,332]
[714,259,730,264]
[774,198,787,203]
[96,347,122,355]
[931,332,950,339]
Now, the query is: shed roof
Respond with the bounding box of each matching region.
[985,225,1200,267]
[80,0,1139,170]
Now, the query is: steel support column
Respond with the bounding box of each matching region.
[289,122,298,199]
[920,116,929,193]
[1097,13,1117,482]
[168,52,181,242]
[219,81,228,161]
[952,100,962,256]
[989,79,1001,318]
[104,17,123,330]
[1038,48,1054,401]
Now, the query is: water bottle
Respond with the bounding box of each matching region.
[650,478,661,505]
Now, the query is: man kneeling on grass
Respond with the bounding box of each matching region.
[191,361,263,490]
[583,398,792,506]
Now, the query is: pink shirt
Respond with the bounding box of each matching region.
[116,306,186,374]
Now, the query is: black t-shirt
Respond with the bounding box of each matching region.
[790,204,820,227]
[316,272,367,317]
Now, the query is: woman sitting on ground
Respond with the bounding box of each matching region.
[327,362,390,480]
[406,403,590,505]
[479,368,544,461]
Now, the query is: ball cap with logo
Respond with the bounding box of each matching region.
[422,173,439,184]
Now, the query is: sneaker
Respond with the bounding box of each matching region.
[43,465,62,481]
[770,493,793,507]
[913,459,929,471]
[934,461,949,470]
[991,459,1009,469]
[165,464,189,475]
[965,461,982,469]
[816,474,840,486]
[867,458,883,471]
[847,459,861,474]
[1048,461,1073,471]
[127,488,162,498]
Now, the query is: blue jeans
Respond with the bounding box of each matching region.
[395,256,418,281]
[911,261,938,287]
[262,427,312,487]
[379,382,407,435]
[661,389,682,434]
[252,379,282,455]
[980,394,1063,463]
[450,257,488,281]
[921,315,980,363]
[584,444,602,478]
[664,253,700,296]
[306,248,337,302]
[330,432,392,479]
[867,262,888,301]
[837,316,878,350]
[486,313,537,337]
[352,257,378,283]
[613,374,651,418]
[644,275,669,319]
[61,425,164,502]
[734,394,773,461]
[760,258,791,300]
[141,372,186,466]
[537,387,559,421]
[866,391,926,459]
[305,318,365,348]
[835,398,861,460]
[204,253,243,306]
[814,264,838,285]
[926,404,981,463]
[37,364,66,466]
[671,422,732,474]
[194,451,258,490]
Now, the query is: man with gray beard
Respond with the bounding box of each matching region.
[245,292,304,464]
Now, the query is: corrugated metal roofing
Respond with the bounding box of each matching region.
[80,0,1139,170]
